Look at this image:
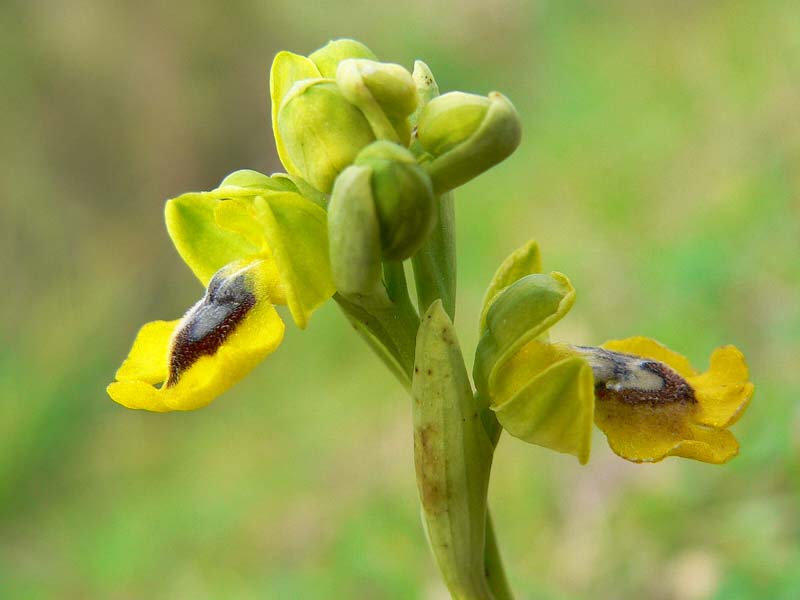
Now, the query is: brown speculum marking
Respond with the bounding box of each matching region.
[595,361,696,406]
[574,345,696,407]
[167,271,256,386]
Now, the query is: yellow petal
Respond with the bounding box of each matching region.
[107,381,174,413]
[594,392,739,463]
[114,320,180,384]
[269,51,321,175]
[667,427,739,464]
[162,294,284,411]
[107,261,285,412]
[255,193,335,329]
[602,336,697,379]
[165,191,261,286]
[214,197,286,304]
[493,353,594,464]
[214,197,268,249]
[689,345,754,428]
[491,340,572,402]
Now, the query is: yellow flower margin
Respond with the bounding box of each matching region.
[107,178,335,412]
[475,240,754,464]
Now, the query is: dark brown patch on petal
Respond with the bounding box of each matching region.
[596,361,696,406]
[166,271,255,386]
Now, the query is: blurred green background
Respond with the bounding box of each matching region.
[2,1,798,598]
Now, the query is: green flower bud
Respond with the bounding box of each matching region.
[354,141,436,261]
[328,165,383,297]
[277,79,376,193]
[308,39,377,78]
[416,91,522,194]
[327,141,437,296]
[337,59,417,143]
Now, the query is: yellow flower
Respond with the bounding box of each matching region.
[107,177,335,412]
[475,240,754,464]
[584,337,754,463]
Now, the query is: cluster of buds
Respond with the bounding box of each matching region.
[270,39,522,296]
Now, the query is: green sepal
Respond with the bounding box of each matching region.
[479,239,541,333]
[417,91,522,194]
[493,354,594,464]
[269,173,329,208]
[309,38,377,78]
[254,193,334,329]
[218,170,328,208]
[408,60,441,158]
[336,59,416,143]
[269,51,321,176]
[412,301,495,599]
[277,79,376,193]
[327,165,383,297]
[411,61,440,120]
[218,169,295,192]
[473,272,575,395]
[165,189,261,286]
[354,141,436,261]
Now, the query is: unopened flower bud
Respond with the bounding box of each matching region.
[328,165,383,297]
[354,141,436,261]
[327,141,437,296]
[277,79,376,193]
[308,38,377,78]
[416,91,522,193]
[337,59,417,143]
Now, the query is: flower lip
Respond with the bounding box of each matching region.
[167,268,256,386]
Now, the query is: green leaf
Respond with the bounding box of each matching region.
[412,301,495,599]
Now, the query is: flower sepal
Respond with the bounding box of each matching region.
[416,91,522,194]
[473,271,575,396]
[336,58,417,143]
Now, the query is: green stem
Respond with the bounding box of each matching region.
[383,260,416,314]
[335,179,515,599]
[334,289,419,388]
[412,191,457,318]
[484,510,514,600]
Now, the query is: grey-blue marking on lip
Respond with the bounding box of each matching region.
[572,345,696,405]
[167,270,256,386]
